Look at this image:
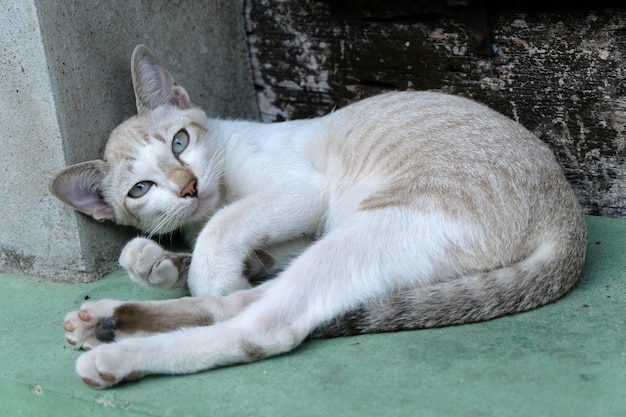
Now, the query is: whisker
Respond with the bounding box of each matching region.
[251,249,271,275]
[145,204,188,238]
[206,149,226,178]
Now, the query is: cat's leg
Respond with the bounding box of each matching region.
[63,284,270,351]
[188,182,326,297]
[72,211,436,388]
[120,235,309,291]
[119,237,191,289]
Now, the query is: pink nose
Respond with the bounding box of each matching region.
[180,178,197,198]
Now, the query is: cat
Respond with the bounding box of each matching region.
[50,44,587,388]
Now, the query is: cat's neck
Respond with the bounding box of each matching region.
[207,117,327,204]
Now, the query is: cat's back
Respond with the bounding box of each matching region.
[325,90,537,151]
[323,90,559,179]
[320,91,577,225]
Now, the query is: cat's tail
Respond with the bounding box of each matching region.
[313,233,587,338]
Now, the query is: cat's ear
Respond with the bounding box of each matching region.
[49,160,116,222]
[131,44,192,115]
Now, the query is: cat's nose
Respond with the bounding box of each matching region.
[180,178,197,198]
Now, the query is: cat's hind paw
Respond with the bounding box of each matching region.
[64,300,123,350]
[76,344,145,389]
[120,237,190,289]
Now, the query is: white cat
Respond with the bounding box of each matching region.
[50,45,587,388]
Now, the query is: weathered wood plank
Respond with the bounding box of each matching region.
[246,0,626,217]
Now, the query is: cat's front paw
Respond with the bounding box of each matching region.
[63,300,123,350]
[120,237,190,289]
[76,344,144,389]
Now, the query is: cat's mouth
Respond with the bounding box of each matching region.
[143,192,216,236]
[190,191,219,220]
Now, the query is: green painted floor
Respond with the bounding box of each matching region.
[1,215,625,417]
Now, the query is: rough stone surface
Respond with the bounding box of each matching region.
[247,0,626,217]
[0,0,87,280]
[0,0,257,280]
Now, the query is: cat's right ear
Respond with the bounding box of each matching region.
[49,160,116,223]
[131,44,192,115]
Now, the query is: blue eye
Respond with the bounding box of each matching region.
[172,129,189,157]
[128,181,154,198]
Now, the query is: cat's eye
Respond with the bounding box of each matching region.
[128,181,154,198]
[172,129,189,157]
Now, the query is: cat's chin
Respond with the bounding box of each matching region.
[188,192,219,222]
[136,193,219,236]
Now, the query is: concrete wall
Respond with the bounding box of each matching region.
[0,1,258,281]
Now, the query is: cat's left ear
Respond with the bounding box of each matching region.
[131,44,192,115]
[49,160,116,223]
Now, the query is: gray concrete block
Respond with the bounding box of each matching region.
[0,0,257,281]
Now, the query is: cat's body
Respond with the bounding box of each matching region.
[51,45,586,388]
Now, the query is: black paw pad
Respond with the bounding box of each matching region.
[94,317,117,342]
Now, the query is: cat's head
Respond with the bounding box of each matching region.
[50,45,222,235]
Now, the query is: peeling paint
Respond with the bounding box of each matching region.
[247,0,335,121]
